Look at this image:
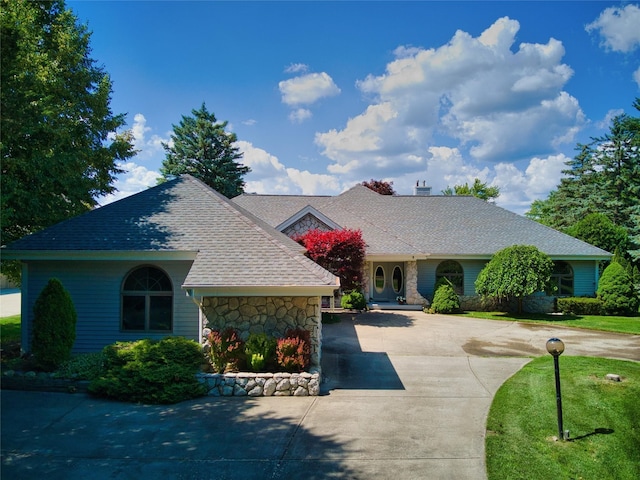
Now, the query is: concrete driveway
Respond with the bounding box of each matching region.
[2,312,638,479]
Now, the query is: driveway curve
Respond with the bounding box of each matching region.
[2,312,638,480]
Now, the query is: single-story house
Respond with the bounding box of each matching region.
[2,175,339,367]
[232,183,611,312]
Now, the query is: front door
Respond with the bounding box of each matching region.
[372,262,405,302]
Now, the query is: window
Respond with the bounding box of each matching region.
[392,266,403,294]
[436,260,464,295]
[374,266,385,294]
[551,261,574,296]
[122,266,173,332]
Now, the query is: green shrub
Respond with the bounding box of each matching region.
[276,328,311,372]
[54,352,105,380]
[244,333,277,372]
[88,337,206,404]
[32,278,77,371]
[321,312,340,324]
[341,290,366,310]
[597,262,639,315]
[557,297,603,315]
[431,282,460,314]
[208,327,245,372]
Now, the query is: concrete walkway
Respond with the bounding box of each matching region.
[0,290,20,317]
[2,312,638,479]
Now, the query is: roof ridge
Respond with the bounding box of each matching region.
[184,175,338,284]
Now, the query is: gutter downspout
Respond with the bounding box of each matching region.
[186,289,204,343]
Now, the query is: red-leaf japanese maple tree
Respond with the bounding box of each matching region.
[293,229,366,291]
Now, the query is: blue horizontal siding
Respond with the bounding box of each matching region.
[417,258,599,300]
[23,260,198,354]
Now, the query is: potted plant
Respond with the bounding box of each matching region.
[396,296,406,305]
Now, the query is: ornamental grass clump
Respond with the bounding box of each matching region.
[208,327,245,372]
[276,328,311,372]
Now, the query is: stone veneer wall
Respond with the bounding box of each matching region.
[200,296,322,368]
[405,261,429,306]
[282,214,332,237]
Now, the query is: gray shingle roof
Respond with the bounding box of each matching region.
[4,175,339,289]
[233,185,611,259]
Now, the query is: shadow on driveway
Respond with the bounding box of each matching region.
[322,315,404,392]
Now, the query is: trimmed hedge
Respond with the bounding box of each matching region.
[557,297,603,315]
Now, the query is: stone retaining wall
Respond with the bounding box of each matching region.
[197,371,321,396]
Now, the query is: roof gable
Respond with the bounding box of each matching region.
[5,176,339,290]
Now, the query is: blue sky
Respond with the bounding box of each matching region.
[68,1,640,214]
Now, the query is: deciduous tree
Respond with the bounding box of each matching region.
[361,179,396,195]
[1,0,135,281]
[442,178,500,201]
[160,103,250,198]
[475,245,554,314]
[294,229,365,291]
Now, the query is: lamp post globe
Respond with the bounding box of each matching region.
[546,338,565,357]
[547,337,566,440]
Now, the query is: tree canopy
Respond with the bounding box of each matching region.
[1,0,135,252]
[293,229,365,292]
[361,179,396,195]
[526,98,640,261]
[160,103,250,198]
[564,213,629,255]
[442,178,500,201]
[475,245,554,313]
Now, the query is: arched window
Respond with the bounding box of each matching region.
[436,260,464,295]
[551,261,574,296]
[122,266,173,332]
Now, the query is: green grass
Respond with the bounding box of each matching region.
[457,311,640,335]
[486,356,640,480]
[0,315,21,343]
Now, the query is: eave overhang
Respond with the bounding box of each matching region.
[0,250,199,262]
[184,285,339,297]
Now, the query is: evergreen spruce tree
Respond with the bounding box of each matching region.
[160,103,250,198]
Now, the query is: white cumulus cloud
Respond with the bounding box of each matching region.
[279,72,341,106]
[586,4,640,53]
[311,16,585,208]
[98,161,161,206]
[238,140,342,195]
[131,113,169,160]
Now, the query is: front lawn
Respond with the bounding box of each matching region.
[0,314,21,343]
[486,356,640,480]
[457,311,640,335]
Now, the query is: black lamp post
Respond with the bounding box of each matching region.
[546,337,566,440]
